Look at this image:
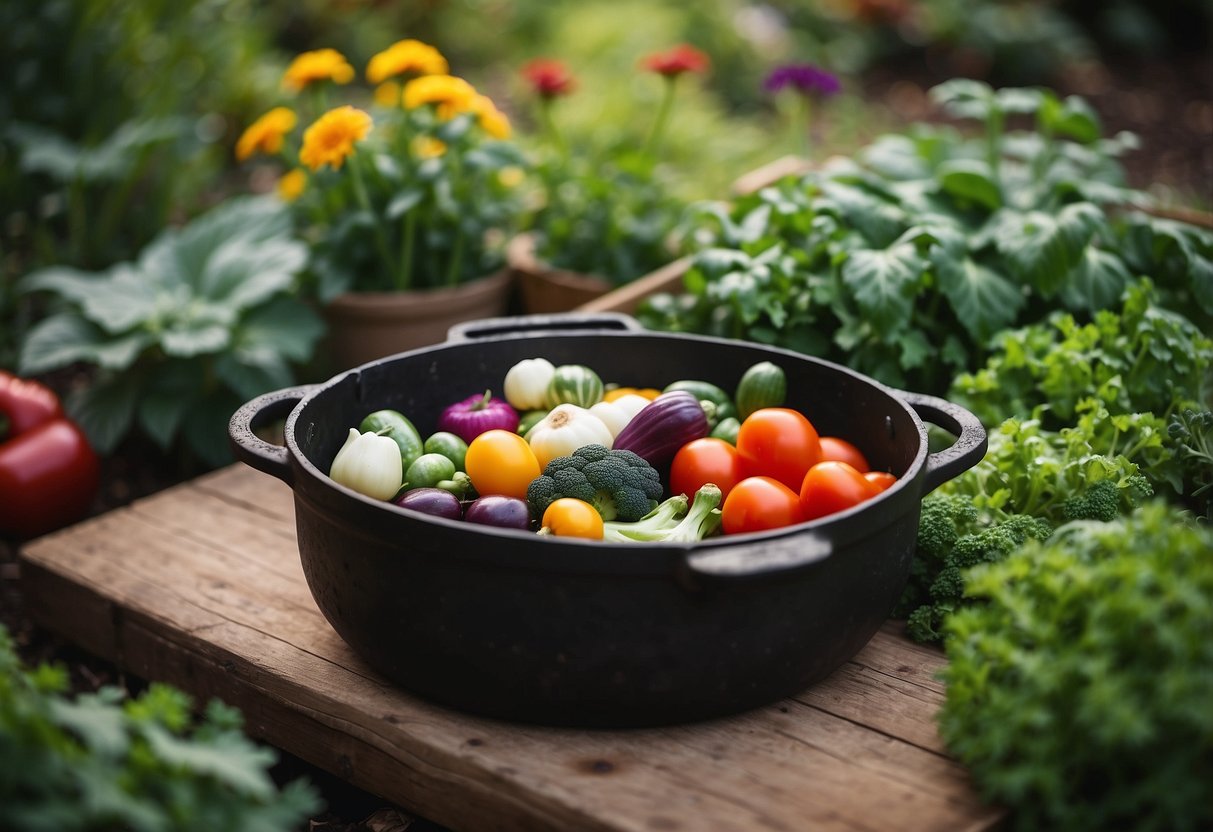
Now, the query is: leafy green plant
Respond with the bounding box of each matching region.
[516,51,701,285]
[639,81,1213,394]
[235,42,527,301]
[1168,408,1213,520]
[938,503,1213,832]
[18,196,323,469]
[0,624,320,831]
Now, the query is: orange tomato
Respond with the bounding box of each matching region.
[799,461,880,521]
[669,437,742,503]
[818,436,870,473]
[864,471,898,492]
[541,498,604,539]
[735,408,823,491]
[464,429,541,499]
[720,476,803,535]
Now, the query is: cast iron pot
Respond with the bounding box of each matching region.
[230,314,987,728]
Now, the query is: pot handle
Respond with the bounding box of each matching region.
[900,391,988,495]
[445,312,644,341]
[228,385,316,486]
[680,532,833,585]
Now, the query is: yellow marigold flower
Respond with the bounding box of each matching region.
[276,168,307,202]
[235,107,297,161]
[471,94,511,139]
[498,166,524,188]
[403,74,476,119]
[367,39,448,84]
[373,81,401,108]
[411,136,447,159]
[283,48,355,93]
[299,106,373,171]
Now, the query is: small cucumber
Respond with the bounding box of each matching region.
[662,380,736,426]
[544,365,604,409]
[735,362,787,420]
[405,453,457,490]
[423,431,468,471]
[709,416,740,445]
[360,409,425,468]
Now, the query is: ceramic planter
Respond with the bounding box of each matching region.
[508,233,614,314]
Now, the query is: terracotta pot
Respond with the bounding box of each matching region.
[508,234,613,314]
[324,269,513,369]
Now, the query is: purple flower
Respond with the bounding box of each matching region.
[764,64,841,99]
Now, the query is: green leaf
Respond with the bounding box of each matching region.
[937,160,1002,211]
[19,314,150,374]
[1041,95,1102,143]
[386,188,425,220]
[935,256,1026,343]
[930,79,997,121]
[137,366,206,449]
[142,723,276,800]
[1058,247,1132,312]
[181,393,242,468]
[235,298,325,364]
[68,372,142,454]
[994,203,1102,295]
[49,689,130,757]
[202,237,306,310]
[160,320,232,357]
[214,354,292,402]
[839,242,925,331]
[23,263,158,333]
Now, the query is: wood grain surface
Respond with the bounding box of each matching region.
[21,464,1002,832]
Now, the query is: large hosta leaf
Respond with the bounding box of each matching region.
[1058,247,1132,313]
[839,242,926,331]
[19,314,151,374]
[23,264,157,333]
[993,202,1104,295]
[935,256,1025,343]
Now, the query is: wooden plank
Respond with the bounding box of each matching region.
[21,464,1001,832]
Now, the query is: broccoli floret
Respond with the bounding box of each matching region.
[603,484,724,543]
[916,494,980,561]
[928,566,967,602]
[949,515,1052,569]
[527,444,663,521]
[1061,478,1120,522]
[905,602,955,644]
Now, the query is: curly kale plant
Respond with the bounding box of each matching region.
[0,625,319,831]
[939,504,1213,832]
[639,81,1213,394]
[18,196,324,468]
[1169,408,1213,519]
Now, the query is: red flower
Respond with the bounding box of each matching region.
[521,58,576,99]
[641,44,710,78]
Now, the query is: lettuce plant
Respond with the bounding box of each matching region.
[18,196,323,468]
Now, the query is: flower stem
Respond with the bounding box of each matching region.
[398,211,416,291]
[538,100,566,159]
[796,94,813,159]
[643,78,678,159]
[446,223,464,287]
[350,157,396,284]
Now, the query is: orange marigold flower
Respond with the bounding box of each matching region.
[403,74,477,119]
[235,107,298,161]
[283,48,355,92]
[367,39,448,84]
[520,58,576,99]
[299,106,372,171]
[276,168,307,202]
[641,44,710,78]
[471,94,511,139]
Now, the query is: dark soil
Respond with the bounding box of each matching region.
[2,50,1209,832]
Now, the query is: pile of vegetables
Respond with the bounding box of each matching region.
[325,357,899,541]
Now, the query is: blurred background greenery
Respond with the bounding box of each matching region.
[3,0,1209,369]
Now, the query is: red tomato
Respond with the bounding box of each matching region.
[799,461,880,521]
[864,471,898,492]
[670,438,742,502]
[818,436,870,473]
[735,408,822,491]
[721,476,803,535]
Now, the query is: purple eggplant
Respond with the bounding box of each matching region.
[611,391,709,467]
[394,487,463,521]
[464,495,532,530]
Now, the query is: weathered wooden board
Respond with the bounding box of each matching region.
[21,464,1002,832]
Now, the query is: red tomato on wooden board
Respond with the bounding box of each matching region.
[799,461,880,521]
[669,437,742,503]
[734,408,822,491]
[721,476,803,535]
[818,436,870,473]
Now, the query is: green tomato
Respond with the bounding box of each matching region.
[424,431,468,471]
[404,453,457,490]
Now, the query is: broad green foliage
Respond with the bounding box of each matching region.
[0,625,319,831]
[939,504,1213,832]
[640,82,1213,394]
[1168,409,1213,519]
[18,196,323,468]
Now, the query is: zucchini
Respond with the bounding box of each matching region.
[662,379,736,426]
[544,365,604,409]
[735,361,787,420]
